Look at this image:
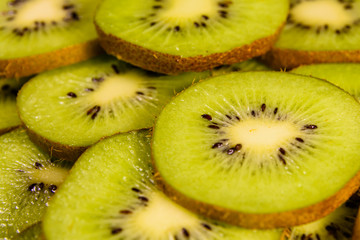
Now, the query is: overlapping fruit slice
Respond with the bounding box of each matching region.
[0,0,102,78]
[17,56,211,161]
[152,71,360,228]
[95,0,288,74]
[43,130,282,240]
[0,128,70,239]
[263,0,360,69]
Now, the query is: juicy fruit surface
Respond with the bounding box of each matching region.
[43,130,282,240]
[0,78,26,133]
[95,0,288,57]
[275,0,360,51]
[153,71,360,214]
[0,128,69,239]
[0,0,98,59]
[17,56,209,147]
[292,63,360,101]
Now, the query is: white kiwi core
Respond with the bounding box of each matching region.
[90,73,141,104]
[30,166,68,186]
[291,0,357,28]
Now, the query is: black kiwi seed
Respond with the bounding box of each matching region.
[87,105,101,119]
[208,125,220,129]
[261,103,266,112]
[63,4,74,10]
[201,22,207,27]
[274,107,278,114]
[174,26,180,32]
[28,183,38,192]
[131,187,141,193]
[202,15,209,20]
[111,64,120,74]
[49,185,57,193]
[212,142,223,149]
[194,22,200,27]
[85,88,94,92]
[119,210,132,214]
[182,228,190,238]
[296,137,304,143]
[251,110,256,117]
[278,155,286,165]
[67,92,77,98]
[227,148,235,155]
[111,228,123,235]
[234,144,242,151]
[150,22,156,26]
[201,223,212,230]
[92,77,104,83]
[304,124,317,129]
[279,148,286,155]
[201,114,212,121]
[34,162,43,169]
[136,91,144,95]
[39,182,44,190]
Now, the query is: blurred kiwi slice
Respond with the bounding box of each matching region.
[210,59,271,77]
[95,0,288,74]
[0,128,71,239]
[17,56,211,161]
[0,0,102,78]
[281,193,360,240]
[43,130,283,240]
[263,0,360,70]
[0,77,27,135]
[152,71,360,228]
[291,63,360,101]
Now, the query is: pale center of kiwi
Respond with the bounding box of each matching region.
[227,119,298,152]
[158,0,216,20]
[9,0,66,28]
[90,73,141,104]
[291,0,356,28]
[30,166,68,186]
[134,192,198,234]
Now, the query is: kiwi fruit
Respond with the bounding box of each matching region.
[0,0,102,78]
[281,192,360,240]
[0,128,71,239]
[152,71,360,228]
[262,0,360,70]
[43,130,283,240]
[94,0,288,74]
[16,55,212,161]
[0,77,27,135]
[291,63,360,101]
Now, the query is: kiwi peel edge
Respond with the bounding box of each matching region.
[0,40,103,79]
[95,24,283,75]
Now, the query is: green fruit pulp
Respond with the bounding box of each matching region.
[95,0,288,57]
[43,130,282,240]
[17,56,210,147]
[153,71,360,214]
[292,63,360,101]
[0,0,98,59]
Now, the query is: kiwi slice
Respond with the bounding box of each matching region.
[0,0,102,78]
[94,0,288,74]
[17,56,211,161]
[0,77,27,135]
[152,71,360,228]
[0,128,70,239]
[210,59,271,77]
[16,222,42,240]
[42,130,283,239]
[281,193,360,240]
[263,0,360,70]
[291,63,360,101]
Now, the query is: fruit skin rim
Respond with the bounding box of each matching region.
[153,166,360,229]
[262,47,360,71]
[0,39,103,79]
[95,23,283,75]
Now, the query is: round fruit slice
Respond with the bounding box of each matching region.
[263,0,360,70]
[95,0,288,74]
[291,63,360,101]
[0,0,102,78]
[43,130,283,240]
[17,56,211,161]
[0,128,70,239]
[281,192,360,240]
[152,71,360,228]
[0,77,27,135]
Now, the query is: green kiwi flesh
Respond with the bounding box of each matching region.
[95,0,288,74]
[282,193,360,240]
[0,77,27,134]
[152,71,360,228]
[0,0,101,78]
[17,56,210,160]
[43,130,283,240]
[0,128,70,239]
[16,222,42,240]
[263,0,360,69]
[291,63,360,101]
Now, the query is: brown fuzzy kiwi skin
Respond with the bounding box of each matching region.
[95,24,283,75]
[0,126,19,135]
[23,125,87,162]
[153,167,360,229]
[0,39,103,79]
[261,47,360,70]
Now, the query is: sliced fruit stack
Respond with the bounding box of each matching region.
[2,0,360,240]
